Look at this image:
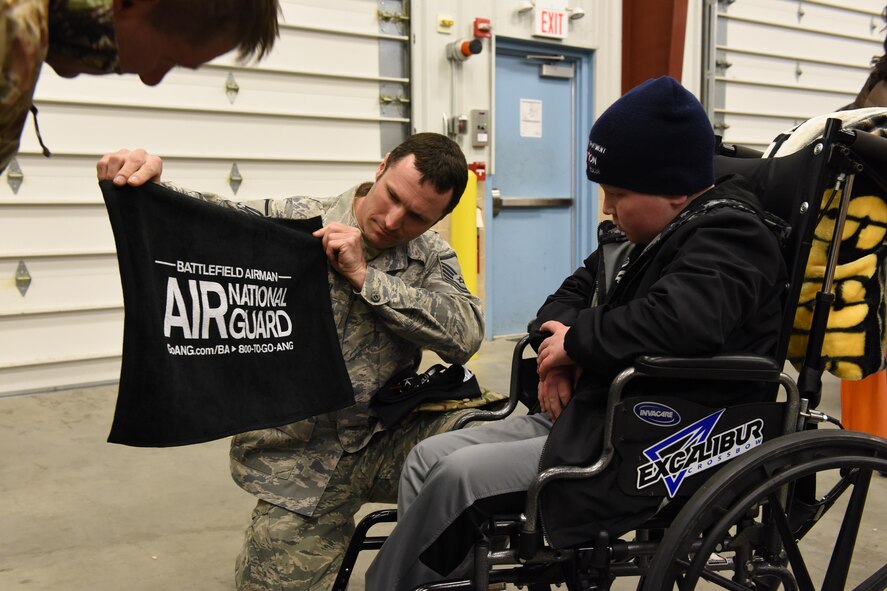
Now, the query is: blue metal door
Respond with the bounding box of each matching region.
[486,40,595,337]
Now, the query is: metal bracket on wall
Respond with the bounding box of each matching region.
[377,8,410,23]
[228,163,243,194]
[226,72,240,104]
[541,63,574,79]
[16,260,31,296]
[7,159,23,194]
[379,95,411,105]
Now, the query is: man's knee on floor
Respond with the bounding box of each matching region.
[237,547,338,591]
[237,502,353,589]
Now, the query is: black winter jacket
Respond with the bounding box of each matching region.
[530,175,788,548]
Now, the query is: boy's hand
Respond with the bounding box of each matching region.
[96,148,163,186]
[313,223,368,290]
[537,320,574,381]
[538,367,573,422]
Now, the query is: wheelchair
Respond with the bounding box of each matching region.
[334,117,887,591]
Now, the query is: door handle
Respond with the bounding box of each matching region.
[491,196,573,217]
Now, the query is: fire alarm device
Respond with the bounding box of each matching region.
[473,18,492,38]
[468,161,487,181]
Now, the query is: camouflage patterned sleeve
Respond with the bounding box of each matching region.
[0,0,50,173]
[159,182,236,206]
[160,182,322,219]
[359,234,484,364]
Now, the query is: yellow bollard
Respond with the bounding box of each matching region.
[450,170,478,294]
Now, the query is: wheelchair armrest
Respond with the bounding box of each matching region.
[452,398,514,429]
[633,354,782,382]
[453,335,533,429]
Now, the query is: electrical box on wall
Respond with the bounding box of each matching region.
[448,115,468,137]
[470,110,489,147]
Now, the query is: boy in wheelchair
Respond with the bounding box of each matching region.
[364,76,789,591]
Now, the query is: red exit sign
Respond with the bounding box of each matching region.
[534,4,567,39]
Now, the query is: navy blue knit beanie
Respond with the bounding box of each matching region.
[586,76,714,195]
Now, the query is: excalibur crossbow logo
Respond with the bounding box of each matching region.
[636,408,765,497]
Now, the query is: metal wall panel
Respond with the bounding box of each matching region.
[703,0,884,150]
[1,310,123,369]
[0,256,121,314]
[0,0,410,396]
[0,205,115,256]
[19,106,389,159]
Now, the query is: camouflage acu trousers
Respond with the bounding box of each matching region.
[234,410,470,591]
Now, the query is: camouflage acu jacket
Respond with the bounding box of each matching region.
[171,184,485,515]
[1,0,116,172]
[0,0,49,172]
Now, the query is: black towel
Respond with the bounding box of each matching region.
[101,181,354,447]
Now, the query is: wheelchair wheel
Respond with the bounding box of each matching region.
[640,429,887,590]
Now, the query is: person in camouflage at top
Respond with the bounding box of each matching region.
[0,0,281,173]
[96,133,486,591]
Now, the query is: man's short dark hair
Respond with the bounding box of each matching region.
[150,0,280,61]
[386,133,469,216]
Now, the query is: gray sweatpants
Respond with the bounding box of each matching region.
[365,413,553,591]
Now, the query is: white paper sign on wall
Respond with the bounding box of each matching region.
[520,99,542,138]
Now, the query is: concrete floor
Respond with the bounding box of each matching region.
[1,337,884,590]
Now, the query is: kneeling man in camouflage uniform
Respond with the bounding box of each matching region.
[96,132,485,590]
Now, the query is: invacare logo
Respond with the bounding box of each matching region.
[634,402,681,426]
[636,409,765,497]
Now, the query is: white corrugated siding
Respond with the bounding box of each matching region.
[704,0,884,149]
[0,0,410,395]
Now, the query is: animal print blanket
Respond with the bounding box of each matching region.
[765,108,887,379]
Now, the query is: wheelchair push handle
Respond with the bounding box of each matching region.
[718,141,765,159]
[840,126,887,167]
